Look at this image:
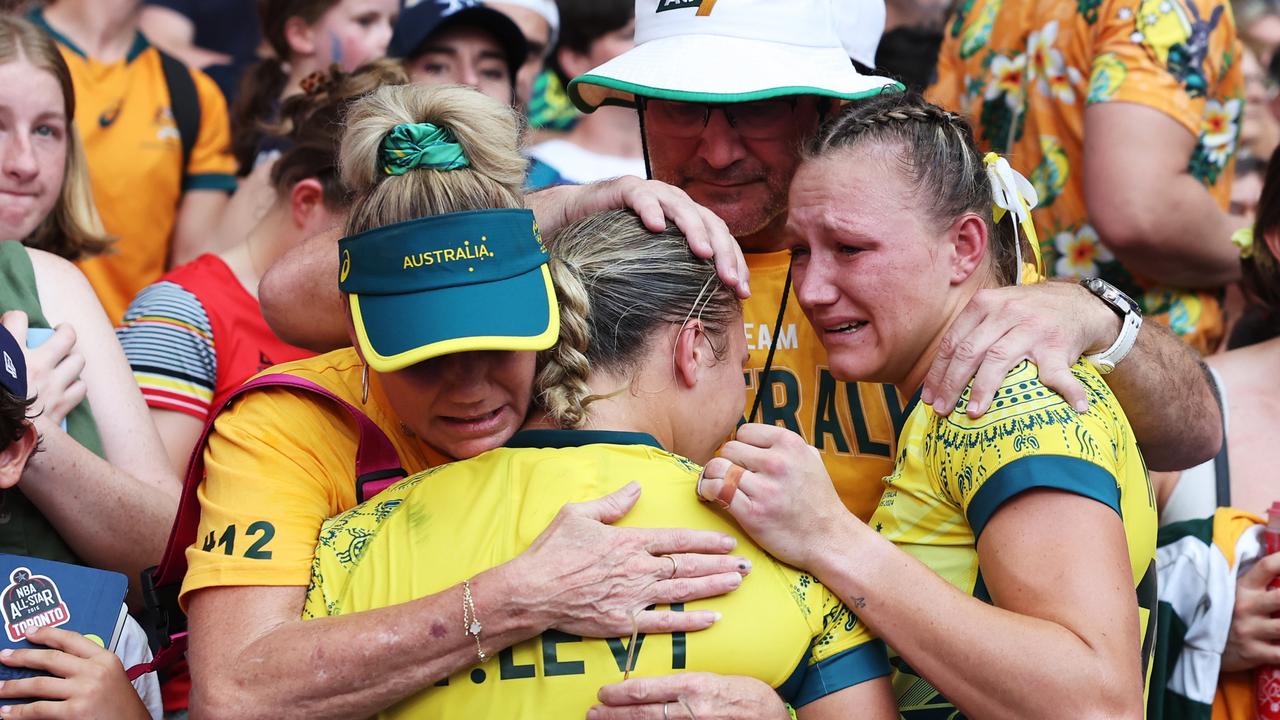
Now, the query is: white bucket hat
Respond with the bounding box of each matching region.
[568,0,899,112]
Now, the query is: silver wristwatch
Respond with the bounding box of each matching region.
[1080,277,1143,375]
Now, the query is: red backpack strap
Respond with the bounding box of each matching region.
[138,373,406,674]
[150,372,405,588]
[125,632,187,682]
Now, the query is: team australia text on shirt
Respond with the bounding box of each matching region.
[745,322,798,352]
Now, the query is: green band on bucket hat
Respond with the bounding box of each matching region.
[339,208,559,372]
[380,122,471,175]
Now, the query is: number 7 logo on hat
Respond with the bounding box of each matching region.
[655,0,717,16]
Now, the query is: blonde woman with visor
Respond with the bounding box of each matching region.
[306,208,898,719]
[183,83,752,719]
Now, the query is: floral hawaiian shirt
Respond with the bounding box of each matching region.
[928,0,1245,353]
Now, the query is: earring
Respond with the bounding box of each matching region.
[361,363,369,405]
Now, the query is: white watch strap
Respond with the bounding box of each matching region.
[1085,311,1143,374]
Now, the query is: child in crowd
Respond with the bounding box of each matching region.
[230,0,396,173]
[0,13,178,590]
[0,326,160,719]
[389,0,527,105]
[215,0,397,295]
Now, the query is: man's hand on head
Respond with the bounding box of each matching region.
[527,177,751,299]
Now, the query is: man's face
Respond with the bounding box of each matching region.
[643,96,822,246]
[487,2,551,110]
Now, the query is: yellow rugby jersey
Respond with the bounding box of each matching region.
[872,361,1157,718]
[744,252,903,522]
[306,430,890,719]
[179,348,445,609]
[31,10,237,323]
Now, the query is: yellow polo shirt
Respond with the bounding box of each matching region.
[31,10,237,323]
[179,348,445,609]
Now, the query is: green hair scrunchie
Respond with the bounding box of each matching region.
[380,122,470,175]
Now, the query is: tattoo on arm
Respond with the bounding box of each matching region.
[853,597,866,609]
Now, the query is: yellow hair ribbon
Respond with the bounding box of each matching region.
[983,152,1044,284]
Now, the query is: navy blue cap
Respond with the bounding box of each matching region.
[0,326,27,399]
[390,0,529,79]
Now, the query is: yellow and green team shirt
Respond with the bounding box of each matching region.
[30,9,237,324]
[306,429,890,719]
[873,361,1157,718]
[744,252,905,522]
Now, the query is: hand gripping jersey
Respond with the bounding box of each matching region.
[306,430,890,719]
[743,252,907,522]
[873,361,1157,718]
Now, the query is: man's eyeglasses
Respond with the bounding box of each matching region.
[638,97,800,140]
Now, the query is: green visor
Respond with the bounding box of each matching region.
[338,208,559,373]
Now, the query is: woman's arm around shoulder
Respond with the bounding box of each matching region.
[187,484,749,719]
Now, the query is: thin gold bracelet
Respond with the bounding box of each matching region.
[462,579,486,663]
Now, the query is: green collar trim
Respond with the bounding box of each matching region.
[505,429,664,451]
[28,8,151,64]
[567,75,905,113]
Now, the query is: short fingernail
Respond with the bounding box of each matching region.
[712,611,723,623]
[729,573,743,588]
[932,400,949,415]
[721,536,737,551]
[1,650,12,659]
[966,401,979,415]
[920,388,934,405]
[1074,400,1089,413]
[738,559,752,573]
[587,708,601,720]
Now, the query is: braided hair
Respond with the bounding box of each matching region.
[804,91,1020,285]
[535,210,740,429]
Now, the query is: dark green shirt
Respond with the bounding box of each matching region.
[0,240,105,563]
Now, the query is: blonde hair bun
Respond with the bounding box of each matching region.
[340,84,527,236]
